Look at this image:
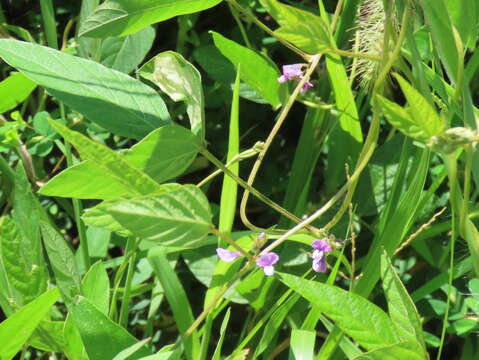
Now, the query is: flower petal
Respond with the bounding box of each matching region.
[312,239,332,252]
[216,248,240,262]
[312,258,327,273]
[263,265,275,276]
[256,252,279,267]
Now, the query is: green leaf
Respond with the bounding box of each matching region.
[218,67,240,236]
[40,125,199,199]
[380,252,427,354]
[0,288,60,360]
[211,308,231,360]
[260,0,332,54]
[82,261,110,315]
[69,296,151,360]
[290,329,315,360]
[279,273,399,351]
[30,320,66,353]
[446,0,477,48]
[40,223,82,301]
[0,39,170,139]
[351,340,426,360]
[211,31,284,108]
[148,248,200,360]
[100,26,155,74]
[106,184,212,249]
[0,218,15,316]
[421,0,460,82]
[139,51,205,140]
[0,72,37,114]
[48,121,162,196]
[79,0,222,38]
[11,164,48,304]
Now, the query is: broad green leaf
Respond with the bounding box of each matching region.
[275,20,332,54]
[81,261,110,314]
[0,72,37,114]
[139,51,205,140]
[148,248,200,360]
[0,216,45,306]
[48,121,162,196]
[83,198,134,235]
[106,185,212,248]
[40,223,81,301]
[30,321,66,353]
[421,0,460,82]
[101,26,155,74]
[40,125,200,199]
[351,340,425,360]
[0,288,60,360]
[380,252,427,354]
[69,296,151,360]
[63,314,88,360]
[446,0,477,48]
[394,74,444,138]
[0,39,170,139]
[11,164,48,304]
[260,0,332,54]
[290,329,315,360]
[77,0,101,60]
[279,273,399,351]
[79,0,222,38]
[0,217,16,316]
[211,32,284,108]
[218,67,240,236]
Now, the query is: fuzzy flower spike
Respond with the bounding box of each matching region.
[311,239,332,273]
[216,248,241,262]
[278,63,314,92]
[256,252,280,276]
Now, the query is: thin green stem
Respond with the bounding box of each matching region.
[60,104,90,270]
[200,148,316,234]
[228,3,252,48]
[239,54,322,233]
[118,236,137,327]
[331,48,381,62]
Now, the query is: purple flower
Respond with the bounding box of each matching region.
[278,64,304,83]
[256,252,279,276]
[311,239,332,273]
[278,63,314,92]
[216,248,240,262]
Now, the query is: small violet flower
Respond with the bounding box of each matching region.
[256,252,280,276]
[311,239,332,273]
[216,248,241,262]
[278,63,314,93]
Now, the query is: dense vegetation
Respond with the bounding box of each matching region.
[0,0,478,359]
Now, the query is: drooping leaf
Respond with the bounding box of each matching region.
[351,340,425,360]
[100,26,156,74]
[139,51,205,140]
[279,273,400,351]
[290,329,315,360]
[0,39,170,139]
[211,31,284,108]
[69,296,151,360]
[106,185,212,249]
[40,125,199,199]
[0,288,60,360]
[79,0,222,38]
[40,223,82,301]
[380,251,427,354]
[30,321,66,353]
[0,72,37,114]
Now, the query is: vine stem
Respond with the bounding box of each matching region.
[200,148,318,234]
[239,54,322,233]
